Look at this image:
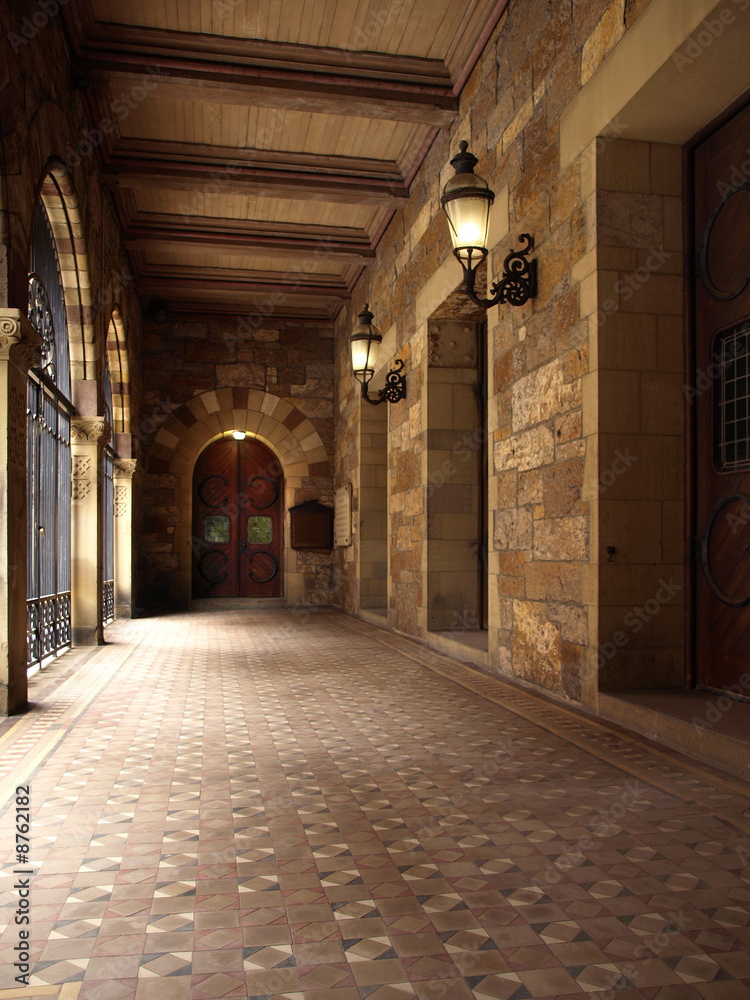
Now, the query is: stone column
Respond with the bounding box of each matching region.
[0,309,41,714]
[113,458,142,618]
[70,416,109,645]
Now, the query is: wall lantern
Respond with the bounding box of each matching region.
[441,140,537,310]
[350,303,406,406]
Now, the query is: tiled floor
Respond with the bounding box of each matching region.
[1,608,750,1000]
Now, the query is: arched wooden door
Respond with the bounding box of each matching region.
[192,437,283,599]
[693,102,750,698]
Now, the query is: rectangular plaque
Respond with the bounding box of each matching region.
[334,484,352,547]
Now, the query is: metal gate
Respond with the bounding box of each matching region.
[26,197,74,670]
[102,351,115,624]
[26,376,72,667]
[102,447,115,623]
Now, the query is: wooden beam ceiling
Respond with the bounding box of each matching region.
[61,0,504,320]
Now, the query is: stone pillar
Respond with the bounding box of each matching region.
[0,310,41,714]
[70,416,109,645]
[113,458,141,618]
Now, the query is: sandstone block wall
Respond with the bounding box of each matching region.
[332,0,660,704]
[587,138,685,690]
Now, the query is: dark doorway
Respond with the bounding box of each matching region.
[192,436,283,599]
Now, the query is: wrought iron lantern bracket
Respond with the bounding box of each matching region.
[456,234,537,310]
[361,358,406,406]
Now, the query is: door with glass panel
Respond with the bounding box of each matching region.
[693,102,750,697]
[192,437,283,598]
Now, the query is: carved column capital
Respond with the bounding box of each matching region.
[113,458,139,479]
[71,416,111,447]
[0,309,42,372]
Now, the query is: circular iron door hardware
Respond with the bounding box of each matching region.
[247,551,279,584]
[198,474,229,508]
[247,475,278,509]
[701,493,750,607]
[699,184,750,301]
[28,273,57,382]
[198,550,229,585]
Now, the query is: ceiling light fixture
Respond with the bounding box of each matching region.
[441,141,537,310]
[350,304,406,406]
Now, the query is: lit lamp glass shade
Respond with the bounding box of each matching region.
[441,141,494,268]
[350,304,382,384]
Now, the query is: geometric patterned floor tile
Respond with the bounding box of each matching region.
[0,610,749,998]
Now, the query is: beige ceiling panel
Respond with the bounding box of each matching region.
[111,91,416,160]
[131,190,376,230]
[91,0,489,60]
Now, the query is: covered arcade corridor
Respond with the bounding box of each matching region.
[0,608,749,999]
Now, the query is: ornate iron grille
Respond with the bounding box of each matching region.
[26,197,73,671]
[716,323,750,471]
[28,199,71,399]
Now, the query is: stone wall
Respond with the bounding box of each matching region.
[589,138,685,690]
[332,0,659,703]
[138,316,335,611]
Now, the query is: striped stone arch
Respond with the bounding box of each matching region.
[149,387,331,607]
[38,161,96,382]
[107,306,130,434]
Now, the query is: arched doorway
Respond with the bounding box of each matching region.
[192,436,283,599]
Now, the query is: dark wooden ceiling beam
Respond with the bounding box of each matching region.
[106,139,403,181]
[104,160,408,207]
[79,54,457,126]
[123,228,375,262]
[69,19,453,86]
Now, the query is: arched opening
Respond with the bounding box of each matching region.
[25,160,102,663]
[26,196,73,670]
[192,434,284,601]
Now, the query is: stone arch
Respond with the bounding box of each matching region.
[107,305,130,434]
[148,387,330,608]
[36,159,96,383]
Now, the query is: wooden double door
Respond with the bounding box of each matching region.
[693,102,750,697]
[192,437,283,599]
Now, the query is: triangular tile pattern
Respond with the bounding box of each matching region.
[0,608,749,1000]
